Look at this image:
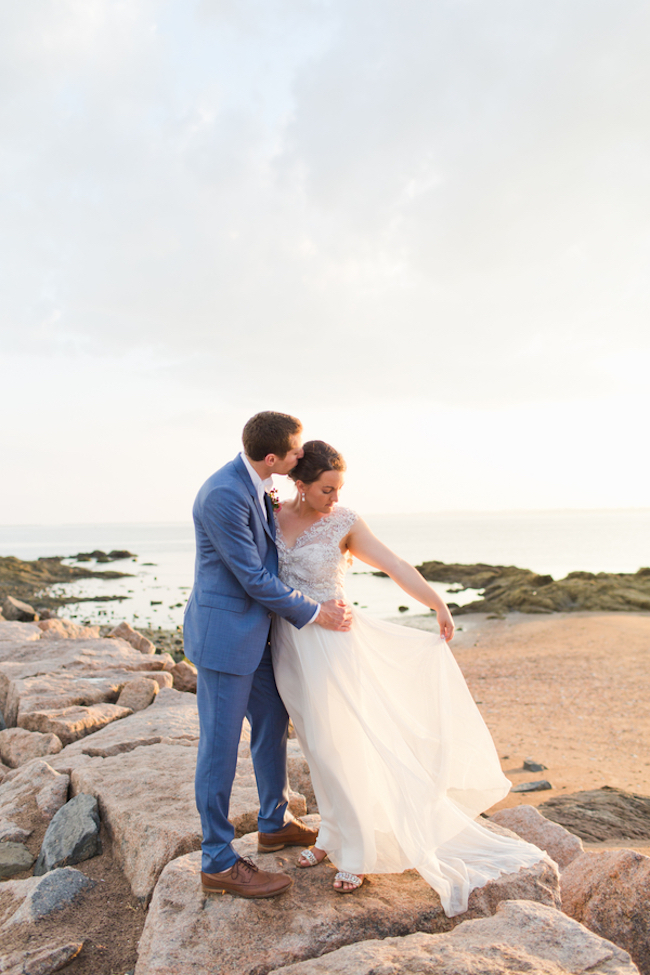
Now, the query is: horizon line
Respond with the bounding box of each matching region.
[1,505,650,529]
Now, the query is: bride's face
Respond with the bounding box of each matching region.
[301,470,344,514]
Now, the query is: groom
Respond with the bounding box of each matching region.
[184,411,351,898]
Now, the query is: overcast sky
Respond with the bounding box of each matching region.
[1,0,648,523]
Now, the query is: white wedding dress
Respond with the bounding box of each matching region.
[272,506,548,916]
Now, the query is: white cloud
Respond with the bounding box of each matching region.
[1,0,649,520]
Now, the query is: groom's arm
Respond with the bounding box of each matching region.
[200,485,318,629]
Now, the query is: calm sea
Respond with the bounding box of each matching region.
[1,509,648,629]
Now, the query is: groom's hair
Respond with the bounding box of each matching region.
[242,411,303,460]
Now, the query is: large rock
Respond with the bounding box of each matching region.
[109,621,155,654]
[0,634,174,674]
[52,687,199,771]
[169,660,197,693]
[0,642,171,736]
[2,596,38,622]
[3,666,171,729]
[490,804,583,869]
[134,834,560,975]
[145,670,174,690]
[0,635,175,723]
[539,787,650,843]
[3,672,133,727]
[0,621,41,642]
[561,848,650,974]
[117,676,160,711]
[0,942,83,975]
[0,727,62,767]
[0,840,35,879]
[0,761,69,842]
[0,856,93,972]
[0,866,95,928]
[71,740,201,902]
[18,702,133,745]
[37,617,100,639]
[265,899,638,975]
[34,793,101,875]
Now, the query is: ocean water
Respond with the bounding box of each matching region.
[0,509,648,628]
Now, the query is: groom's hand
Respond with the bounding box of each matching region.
[316,599,352,631]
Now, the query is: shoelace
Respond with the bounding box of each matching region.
[231,856,259,879]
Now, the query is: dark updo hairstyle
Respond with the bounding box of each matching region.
[288,440,346,485]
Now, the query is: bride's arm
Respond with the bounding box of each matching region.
[345,519,455,642]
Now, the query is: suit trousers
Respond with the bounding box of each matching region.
[194,638,292,873]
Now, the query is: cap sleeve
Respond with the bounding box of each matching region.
[335,506,358,539]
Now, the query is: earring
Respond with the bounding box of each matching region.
[301,493,306,502]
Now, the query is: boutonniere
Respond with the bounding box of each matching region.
[267,488,282,511]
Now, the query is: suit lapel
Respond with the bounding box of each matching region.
[233,455,275,542]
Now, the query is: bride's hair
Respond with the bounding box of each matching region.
[289,441,346,485]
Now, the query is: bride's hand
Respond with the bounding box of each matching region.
[436,605,455,643]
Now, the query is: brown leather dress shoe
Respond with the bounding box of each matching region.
[201,856,293,898]
[257,819,319,853]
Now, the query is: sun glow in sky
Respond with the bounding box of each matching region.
[1,1,648,523]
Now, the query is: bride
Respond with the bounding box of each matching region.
[272,440,547,916]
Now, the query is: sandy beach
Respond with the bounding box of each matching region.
[403,610,650,853]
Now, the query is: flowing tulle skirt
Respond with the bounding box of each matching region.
[273,609,547,916]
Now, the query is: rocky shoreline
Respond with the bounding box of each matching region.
[0,615,649,975]
[4,553,650,657]
[0,555,133,615]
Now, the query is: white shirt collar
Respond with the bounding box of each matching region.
[240,452,273,493]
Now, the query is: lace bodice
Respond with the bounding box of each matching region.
[275,506,358,602]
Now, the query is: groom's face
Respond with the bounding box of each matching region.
[273,434,304,475]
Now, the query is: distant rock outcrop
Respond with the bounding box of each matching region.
[0,554,133,614]
[416,561,650,614]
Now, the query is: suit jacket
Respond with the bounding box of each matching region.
[183,454,318,674]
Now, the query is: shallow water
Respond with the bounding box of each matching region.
[1,509,648,628]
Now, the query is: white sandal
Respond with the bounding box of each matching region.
[333,870,365,892]
[298,847,327,868]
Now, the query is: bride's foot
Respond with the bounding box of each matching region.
[298,846,328,868]
[333,871,365,892]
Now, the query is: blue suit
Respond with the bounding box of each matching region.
[184,454,318,873]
